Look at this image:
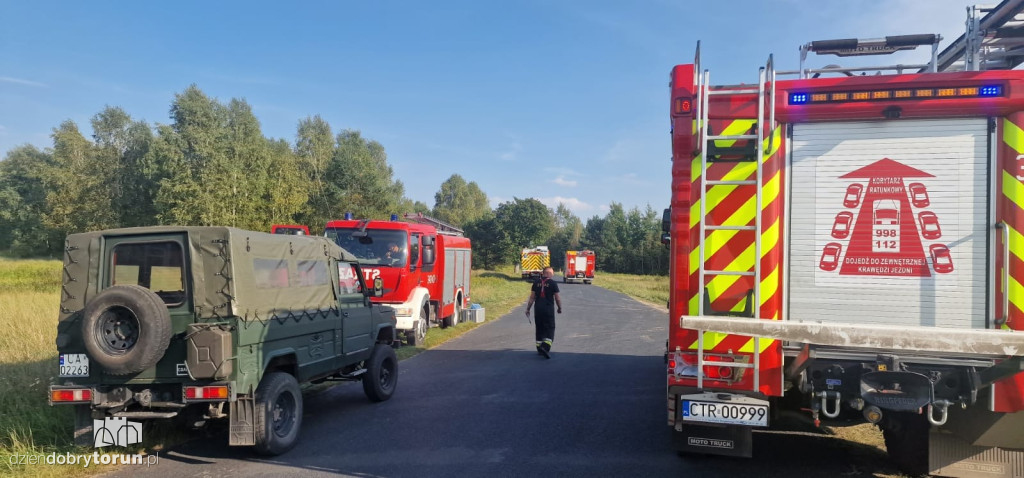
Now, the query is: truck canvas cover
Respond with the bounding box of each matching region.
[60,226,352,322]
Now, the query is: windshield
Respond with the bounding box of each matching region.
[325,228,408,267]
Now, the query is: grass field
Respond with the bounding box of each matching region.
[591,271,669,309]
[0,258,527,477]
[0,258,86,477]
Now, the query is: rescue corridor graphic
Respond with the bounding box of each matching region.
[818,158,951,278]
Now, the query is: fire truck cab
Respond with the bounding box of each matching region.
[325,213,471,346]
[667,4,1024,476]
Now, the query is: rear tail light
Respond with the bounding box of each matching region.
[673,97,693,115]
[184,385,230,401]
[50,388,92,404]
[668,351,748,383]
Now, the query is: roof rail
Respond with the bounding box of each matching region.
[784,34,942,78]
[402,213,464,236]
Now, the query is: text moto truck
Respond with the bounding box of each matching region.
[325,213,471,346]
[666,14,1024,478]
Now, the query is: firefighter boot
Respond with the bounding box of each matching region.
[540,340,552,359]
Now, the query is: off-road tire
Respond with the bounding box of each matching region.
[362,344,398,402]
[81,285,172,375]
[882,411,929,476]
[443,297,462,328]
[253,372,303,456]
[407,306,428,346]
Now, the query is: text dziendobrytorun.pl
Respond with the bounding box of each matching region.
[8,452,158,468]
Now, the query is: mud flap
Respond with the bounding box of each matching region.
[74,405,93,447]
[673,422,753,458]
[929,431,1024,478]
[229,396,256,446]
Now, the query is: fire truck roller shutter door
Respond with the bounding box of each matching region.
[788,119,989,329]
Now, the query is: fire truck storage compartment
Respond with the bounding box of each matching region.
[443,247,471,306]
[574,255,587,275]
[788,118,990,329]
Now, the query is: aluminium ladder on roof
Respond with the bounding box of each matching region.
[933,0,1024,72]
[402,212,465,236]
[692,52,776,393]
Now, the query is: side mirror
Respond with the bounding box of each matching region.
[661,233,671,245]
[422,245,436,265]
[373,277,384,298]
[661,208,671,234]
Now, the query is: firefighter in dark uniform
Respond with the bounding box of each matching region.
[525,266,562,359]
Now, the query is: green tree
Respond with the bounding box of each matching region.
[547,203,582,271]
[45,120,119,236]
[328,130,404,219]
[155,85,227,226]
[464,212,504,269]
[295,115,335,229]
[0,145,57,255]
[90,106,159,227]
[431,174,491,227]
[491,197,554,264]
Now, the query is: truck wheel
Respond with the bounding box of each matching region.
[882,412,929,476]
[362,344,398,402]
[444,298,462,328]
[253,372,303,456]
[81,285,172,375]
[407,307,428,346]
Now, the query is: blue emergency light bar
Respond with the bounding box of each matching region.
[789,84,1003,105]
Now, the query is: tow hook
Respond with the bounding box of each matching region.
[815,390,842,418]
[927,399,952,426]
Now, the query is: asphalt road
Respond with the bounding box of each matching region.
[110,283,901,477]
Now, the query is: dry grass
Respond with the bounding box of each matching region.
[0,259,103,477]
[591,271,669,309]
[395,266,524,360]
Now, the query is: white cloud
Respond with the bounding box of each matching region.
[0,76,46,87]
[499,141,522,161]
[537,196,594,215]
[551,176,577,187]
[544,167,584,177]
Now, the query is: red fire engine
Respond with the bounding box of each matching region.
[563,250,595,284]
[666,4,1024,476]
[270,224,310,235]
[325,213,471,346]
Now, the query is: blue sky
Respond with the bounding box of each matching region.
[0,0,975,218]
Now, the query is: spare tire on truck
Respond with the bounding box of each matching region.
[81,285,172,376]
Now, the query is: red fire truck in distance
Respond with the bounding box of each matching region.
[666,6,1024,476]
[325,213,471,346]
[270,224,310,235]
[563,250,595,284]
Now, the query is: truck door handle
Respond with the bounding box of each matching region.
[996,222,1009,327]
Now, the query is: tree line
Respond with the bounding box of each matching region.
[0,86,667,275]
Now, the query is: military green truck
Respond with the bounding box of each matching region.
[48,226,399,455]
